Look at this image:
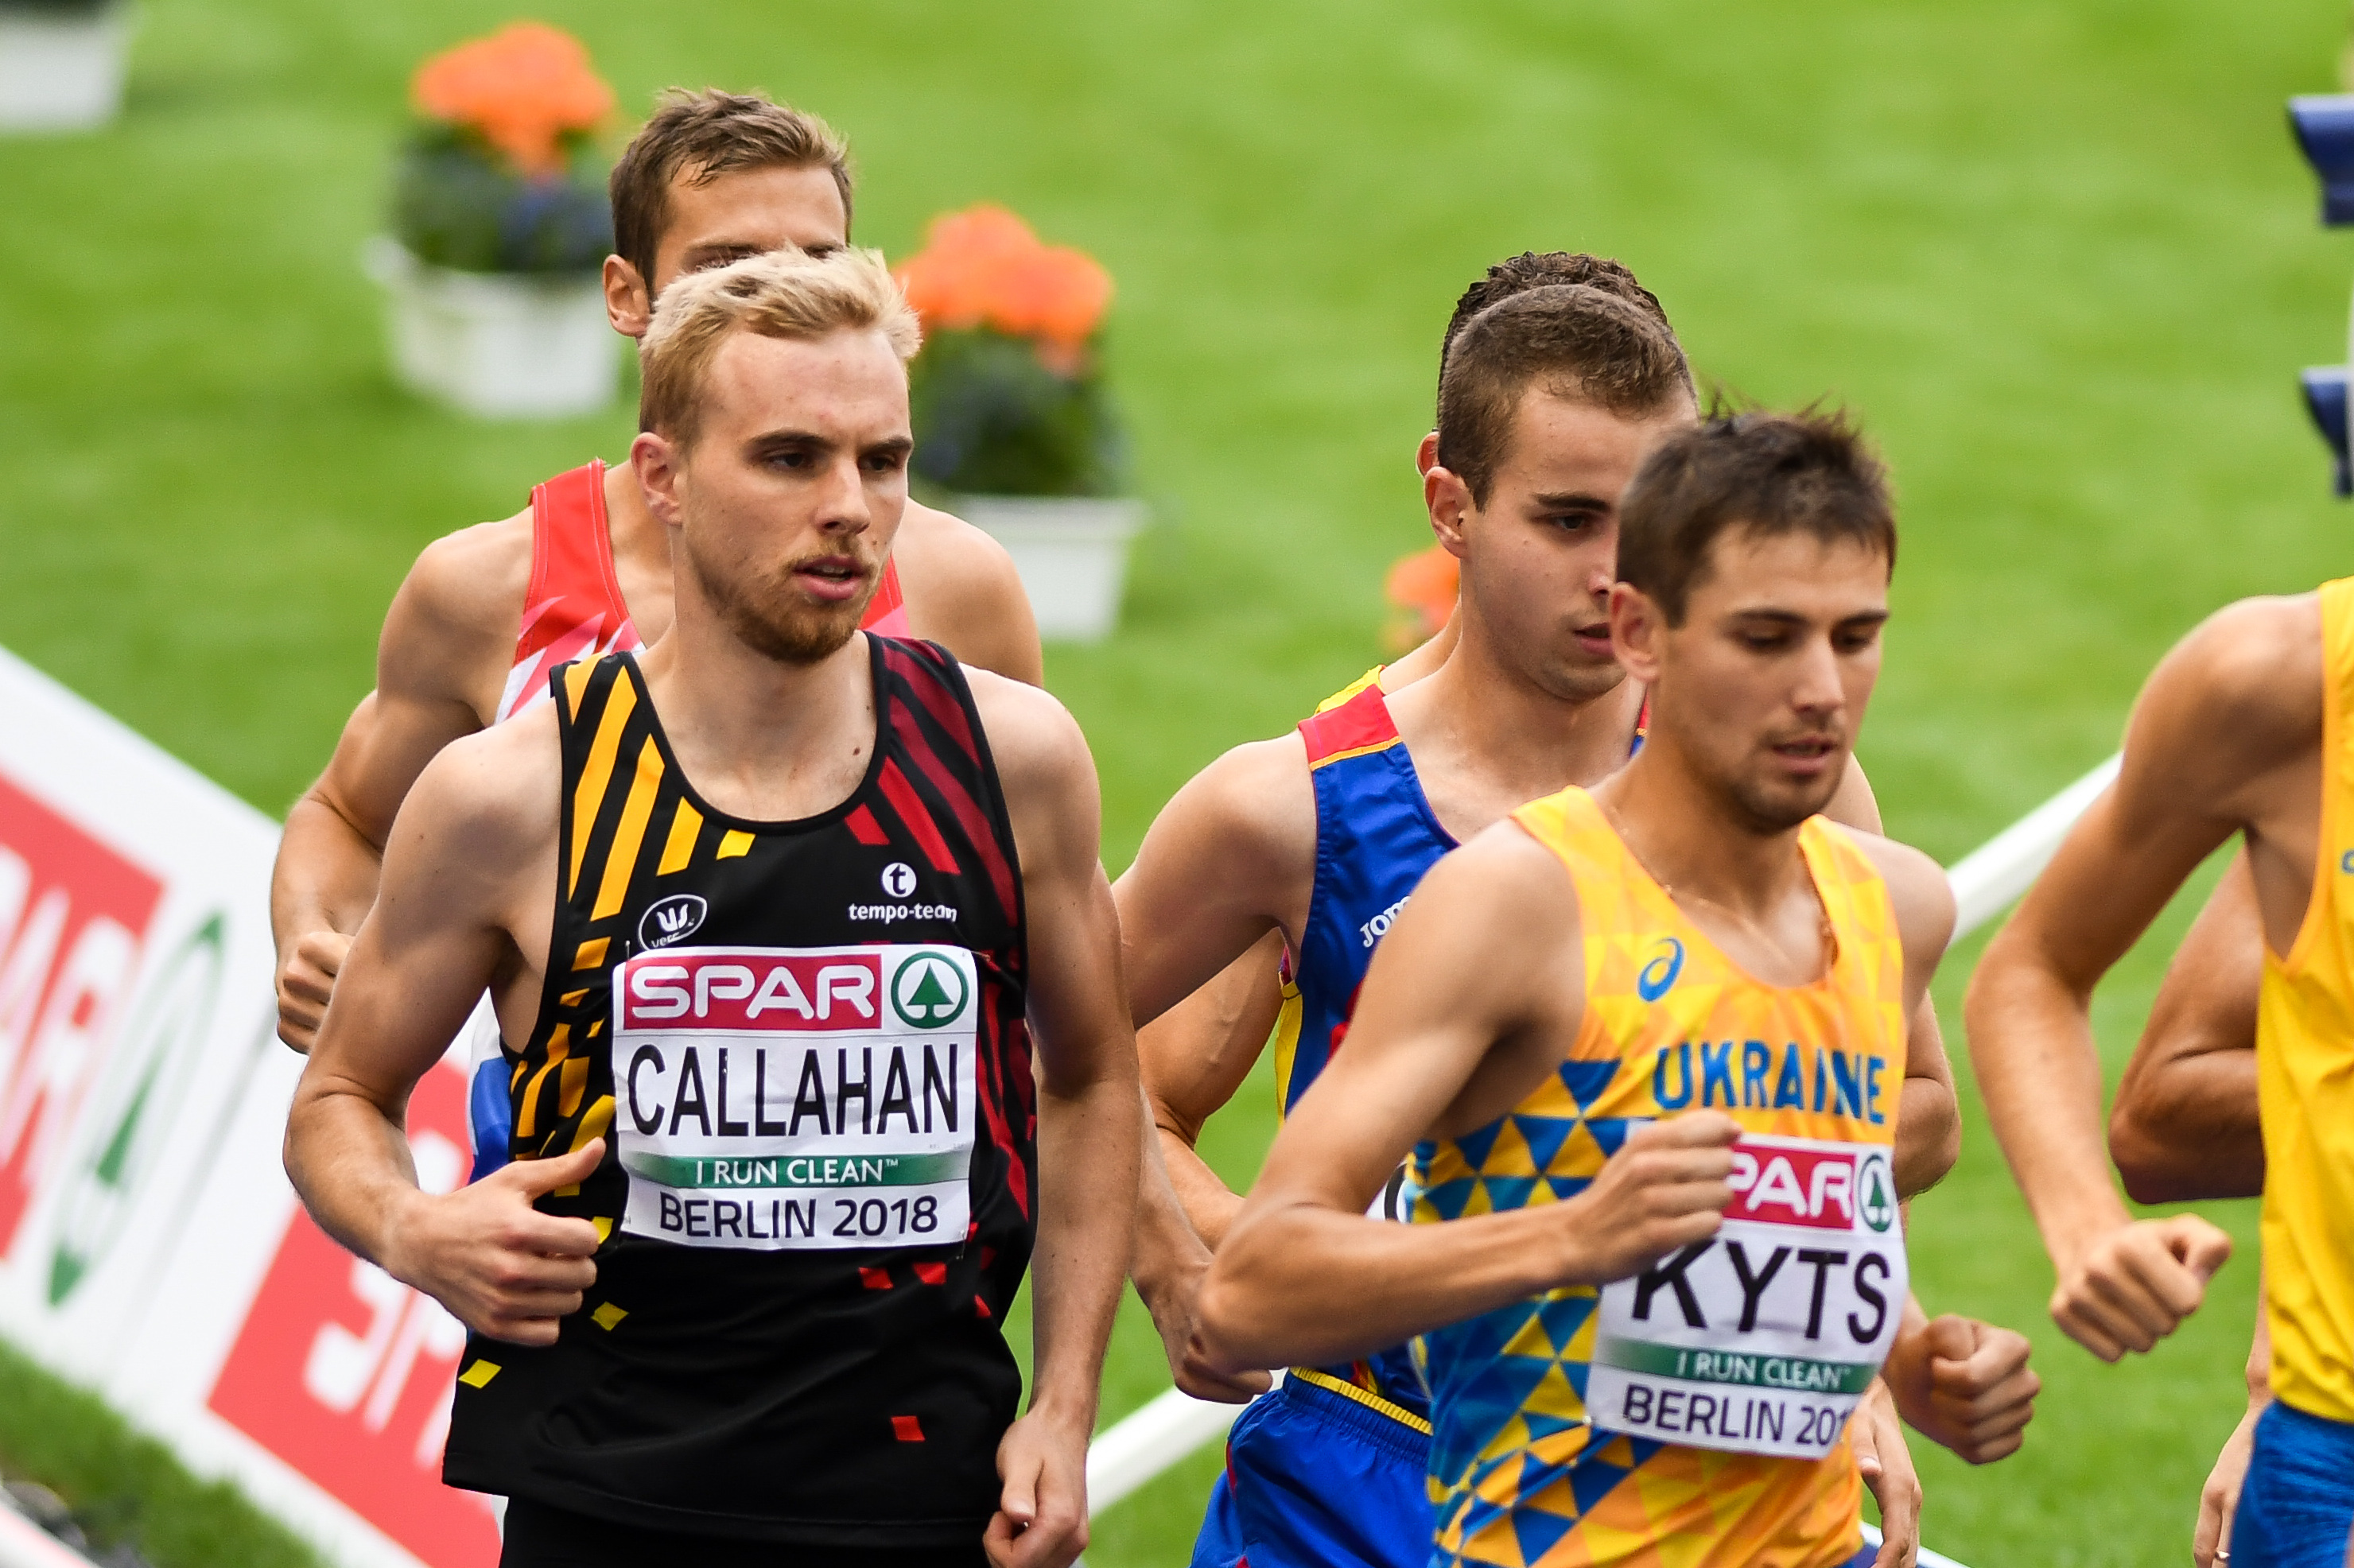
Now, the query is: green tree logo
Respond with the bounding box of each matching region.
[1857,1151,1897,1234]
[891,950,971,1029]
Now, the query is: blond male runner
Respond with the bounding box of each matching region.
[1965,568,2354,1566]
[1123,277,2014,1568]
[272,91,1040,1068]
[286,250,1134,1568]
[1198,410,2037,1568]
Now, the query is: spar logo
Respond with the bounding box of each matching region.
[891,950,970,1029]
[1726,1138,1894,1232]
[0,772,164,1261]
[1637,938,1685,1002]
[1856,1150,1897,1233]
[47,913,228,1303]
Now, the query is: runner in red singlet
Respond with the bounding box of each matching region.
[272,91,1039,1053]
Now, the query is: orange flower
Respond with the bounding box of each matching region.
[413,22,614,177]
[1385,544,1460,647]
[895,203,1113,363]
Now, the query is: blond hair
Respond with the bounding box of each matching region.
[639,247,921,448]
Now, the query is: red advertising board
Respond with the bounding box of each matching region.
[0,772,163,1259]
[208,1056,499,1567]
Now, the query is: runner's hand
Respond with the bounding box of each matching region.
[1139,1255,1272,1403]
[2050,1215,2231,1361]
[1851,1380,1919,1568]
[2194,1397,2263,1568]
[1885,1314,2037,1463]
[988,1407,1090,1568]
[1558,1112,1738,1285]
[382,1139,605,1345]
[276,930,352,1053]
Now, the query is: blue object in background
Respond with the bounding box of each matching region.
[2290,96,2354,225]
[2302,367,2351,499]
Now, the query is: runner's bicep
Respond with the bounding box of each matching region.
[1113,752,1299,1027]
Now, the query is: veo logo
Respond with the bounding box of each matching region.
[638,894,707,950]
[1637,937,1685,1002]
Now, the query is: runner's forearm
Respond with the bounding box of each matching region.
[284,1081,425,1271]
[1155,1122,1245,1252]
[1199,1201,1583,1372]
[1129,1105,1216,1301]
[1964,927,2131,1269]
[272,789,386,959]
[1027,1065,1142,1428]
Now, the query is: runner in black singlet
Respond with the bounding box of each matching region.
[283,248,1138,1568]
[440,642,1035,1558]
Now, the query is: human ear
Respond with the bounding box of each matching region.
[1414,431,1439,478]
[1424,466,1476,559]
[631,432,686,529]
[1610,581,1665,683]
[604,255,652,339]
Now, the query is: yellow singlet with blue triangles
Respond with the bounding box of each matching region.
[2255,576,2354,1427]
[1408,786,1909,1568]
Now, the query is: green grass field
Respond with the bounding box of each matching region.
[3,1,2352,1563]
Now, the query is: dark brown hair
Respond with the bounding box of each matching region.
[609,90,853,288]
[1617,409,1896,625]
[1435,285,1694,505]
[1438,251,1678,409]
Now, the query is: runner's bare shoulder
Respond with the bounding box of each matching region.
[387,697,562,884]
[894,501,1038,680]
[2136,592,2325,770]
[1819,824,1956,973]
[378,503,536,720]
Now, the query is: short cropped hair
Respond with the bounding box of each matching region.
[639,248,920,449]
[1436,285,1694,506]
[610,89,854,287]
[1437,252,1680,410]
[1618,409,1896,626]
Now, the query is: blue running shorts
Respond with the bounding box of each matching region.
[2231,1400,2354,1568]
[1191,1375,1432,1568]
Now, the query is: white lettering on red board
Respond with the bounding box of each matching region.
[0,774,161,1259]
[208,1055,501,1567]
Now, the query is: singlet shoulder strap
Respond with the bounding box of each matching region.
[871,635,1024,933]
[1798,817,1907,1008]
[522,460,630,650]
[1509,785,1624,879]
[862,556,911,635]
[1299,681,1401,769]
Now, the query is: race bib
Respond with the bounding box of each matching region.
[1587,1132,1906,1460]
[611,944,979,1252]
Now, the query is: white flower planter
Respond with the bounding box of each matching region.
[0,2,133,131]
[363,237,618,419]
[954,495,1148,643]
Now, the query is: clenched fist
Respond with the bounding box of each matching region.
[2050,1214,2231,1362]
[1883,1312,2038,1463]
[277,929,352,1053]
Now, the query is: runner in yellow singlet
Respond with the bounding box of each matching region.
[1969,545,2354,1566]
[1193,410,2037,1567]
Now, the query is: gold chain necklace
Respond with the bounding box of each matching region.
[1597,795,1836,974]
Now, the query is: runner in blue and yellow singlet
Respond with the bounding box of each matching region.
[1194,409,2039,1568]
[1118,273,1969,1568]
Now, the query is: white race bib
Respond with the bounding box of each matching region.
[611,944,980,1252]
[1586,1132,1906,1460]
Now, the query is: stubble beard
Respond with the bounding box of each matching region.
[687,530,878,667]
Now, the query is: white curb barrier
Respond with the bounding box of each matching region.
[0,1508,99,1568]
[1082,758,2135,1558]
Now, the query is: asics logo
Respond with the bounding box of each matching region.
[639,894,709,950]
[1637,937,1685,1003]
